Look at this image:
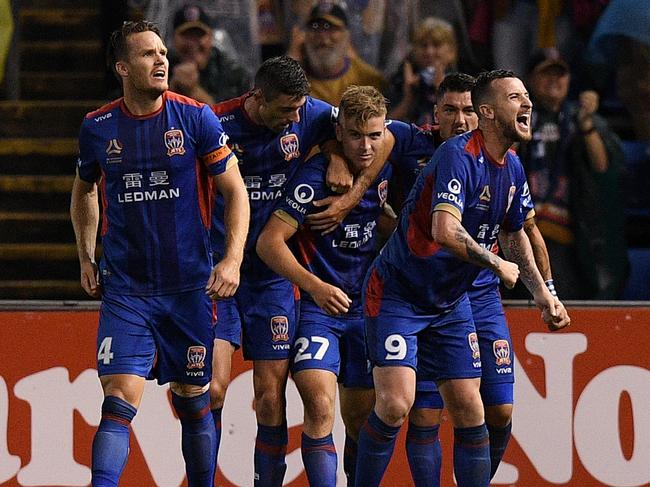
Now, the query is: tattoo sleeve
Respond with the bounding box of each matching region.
[454,224,500,270]
[505,232,542,293]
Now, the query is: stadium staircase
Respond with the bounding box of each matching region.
[0,0,105,299]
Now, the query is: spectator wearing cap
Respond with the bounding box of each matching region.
[517,51,628,299]
[168,3,251,104]
[290,3,386,106]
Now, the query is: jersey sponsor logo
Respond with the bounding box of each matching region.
[294,184,314,204]
[187,346,206,370]
[94,112,113,123]
[378,179,388,206]
[493,339,512,366]
[468,332,480,359]
[270,316,290,342]
[164,129,186,157]
[280,133,300,161]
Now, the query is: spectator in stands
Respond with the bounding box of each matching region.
[387,17,458,125]
[168,4,251,104]
[289,3,386,106]
[519,50,628,299]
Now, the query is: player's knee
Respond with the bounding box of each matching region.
[254,388,286,421]
[304,393,335,427]
[170,382,209,398]
[209,377,228,409]
[485,404,513,428]
[376,395,413,426]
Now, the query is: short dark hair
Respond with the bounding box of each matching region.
[471,69,516,114]
[437,72,476,99]
[107,20,161,82]
[254,56,310,101]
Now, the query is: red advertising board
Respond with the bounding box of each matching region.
[0,305,648,486]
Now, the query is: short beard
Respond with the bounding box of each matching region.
[305,43,346,75]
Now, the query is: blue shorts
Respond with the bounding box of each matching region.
[470,286,514,405]
[291,300,373,389]
[215,275,298,360]
[97,289,215,386]
[214,297,242,348]
[365,284,482,381]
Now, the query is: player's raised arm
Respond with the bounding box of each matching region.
[70,170,101,298]
[207,163,249,300]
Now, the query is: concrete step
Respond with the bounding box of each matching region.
[0,174,74,193]
[0,188,71,213]
[0,211,74,243]
[20,8,102,42]
[0,280,89,300]
[20,40,104,72]
[0,101,102,137]
[20,72,107,100]
[0,138,78,175]
[0,243,78,260]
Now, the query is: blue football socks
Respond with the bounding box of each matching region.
[254,422,288,487]
[453,423,490,487]
[354,411,400,487]
[406,422,441,487]
[301,432,337,486]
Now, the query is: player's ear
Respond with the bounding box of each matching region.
[115,61,128,78]
[335,121,342,142]
[479,103,494,120]
[433,104,439,124]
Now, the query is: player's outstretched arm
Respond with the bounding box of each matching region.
[70,170,101,298]
[522,217,572,330]
[257,215,351,315]
[207,163,249,300]
[431,209,519,288]
[307,130,396,234]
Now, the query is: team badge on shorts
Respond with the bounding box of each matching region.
[187,345,207,369]
[165,129,186,156]
[280,134,300,161]
[270,316,290,342]
[493,339,511,366]
[468,332,480,359]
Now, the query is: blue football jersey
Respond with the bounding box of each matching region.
[273,152,392,309]
[210,94,336,279]
[372,130,529,312]
[77,91,235,296]
[386,120,437,193]
[470,179,536,294]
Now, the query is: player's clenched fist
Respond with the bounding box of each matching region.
[496,259,520,289]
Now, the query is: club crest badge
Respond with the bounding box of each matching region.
[280,134,300,161]
[270,316,289,342]
[378,179,388,206]
[165,129,186,157]
[187,346,206,369]
[493,339,511,366]
[468,332,480,359]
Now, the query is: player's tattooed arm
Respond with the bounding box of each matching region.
[523,217,552,281]
[500,229,542,294]
[432,209,519,288]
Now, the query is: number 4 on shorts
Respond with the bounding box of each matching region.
[98,336,114,365]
